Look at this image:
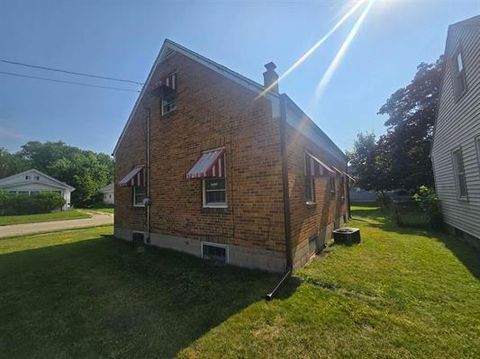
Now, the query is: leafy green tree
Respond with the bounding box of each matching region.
[0,141,114,206]
[377,56,444,189]
[0,148,30,178]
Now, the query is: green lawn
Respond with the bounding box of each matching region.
[1,207,479,358]
[0,210,91,226]
[93,207,114,214]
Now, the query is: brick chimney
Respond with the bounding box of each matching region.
[263,62,279,93]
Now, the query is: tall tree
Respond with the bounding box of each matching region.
[377,57,444,189]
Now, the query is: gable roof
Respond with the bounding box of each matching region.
[444,15,480,55]
[112,39,279,156]
[113,39,345,162]
[99,183,114,193]
[0,169,75,191]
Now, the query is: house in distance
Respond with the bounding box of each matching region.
[0,169,75,210]
[113,39,353,272]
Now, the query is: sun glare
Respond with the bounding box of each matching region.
[313,0,375,103]
[256,0,368,99]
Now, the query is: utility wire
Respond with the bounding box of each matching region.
[0,59,144,85]
[0,70,140,93]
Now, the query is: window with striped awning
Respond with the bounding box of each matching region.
[305,153,335,177]
[186,148,225,179]
[119,165,145,187]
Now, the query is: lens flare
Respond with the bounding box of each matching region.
[256,0,367,99]
[313,0,375,103]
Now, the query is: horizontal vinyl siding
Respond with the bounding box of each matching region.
[432,24,480,240]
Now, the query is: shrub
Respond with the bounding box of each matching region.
[0,191,66,215]
[413,186,443,230]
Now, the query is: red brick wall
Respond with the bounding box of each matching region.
[115,52,286,254]
[285,124,348,266]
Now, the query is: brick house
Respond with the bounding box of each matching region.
[113,40,353,272]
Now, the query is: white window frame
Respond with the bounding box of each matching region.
[304,153,316,205]
[452,46,467,100]
[201,241,229,263]
[452,147,468,200]
[133,186,146,207]
[202,178,227,208]
[476,135,480,176]
[161,72,177,116]
[330,176,336,199]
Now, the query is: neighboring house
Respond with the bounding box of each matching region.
[349,187,377,203]
[0,169,75,210]
[99,183,114,205]
[113,39,353,272]
[431,15,480,245]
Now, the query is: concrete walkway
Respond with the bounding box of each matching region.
[0,211,113,238]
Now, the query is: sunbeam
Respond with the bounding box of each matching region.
[313,0,375,104]
[256,0,367,99]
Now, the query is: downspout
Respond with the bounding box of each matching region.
[145,107,151,243]
[346,158,352,219]
[266,94,293,300]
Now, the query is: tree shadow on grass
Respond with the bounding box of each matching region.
[351,208,480,281]
[0,236,299,358]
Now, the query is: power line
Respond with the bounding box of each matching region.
[0,59,144,85]
[0,70,141,93]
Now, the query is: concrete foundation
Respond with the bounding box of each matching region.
[114,227,286,273]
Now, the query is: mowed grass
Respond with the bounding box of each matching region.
[1,207,479,358]
[0,209,90,226]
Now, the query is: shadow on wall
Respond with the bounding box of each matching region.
[0,235,299,358]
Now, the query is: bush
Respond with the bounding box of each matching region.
[0,191,66,215]
[413,186,443,230]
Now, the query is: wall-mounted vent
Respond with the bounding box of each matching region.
[202,242,227,264]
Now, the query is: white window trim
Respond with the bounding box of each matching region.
[202,178,227,209]
[304,153,316,205]
[161,72,177,116]
[133,186,146,207]
[475,135,480,176]
[452,147,468,201]
[452,46,467,101]
[201,241,229,263]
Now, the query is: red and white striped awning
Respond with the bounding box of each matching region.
[331,166,356,182]
[119,165,145,187]
[307,153,335,177]
[186,148,225,179]
[331,166,344,176]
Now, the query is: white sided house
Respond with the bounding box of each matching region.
[0,169,75,210]
[431,15,480,247]
[99,183,114,205]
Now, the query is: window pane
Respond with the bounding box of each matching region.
[456,52,463,72]
[305,176,314,202]
[205,179,225,191]
[459,174,467,197]
[206,190,226,204]
[454,150,465,173]
[134,186,146,205]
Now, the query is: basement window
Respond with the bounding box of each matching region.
[132,231,145,246]
[202,242,228,264]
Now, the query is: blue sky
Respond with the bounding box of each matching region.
[0,0,478,155]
